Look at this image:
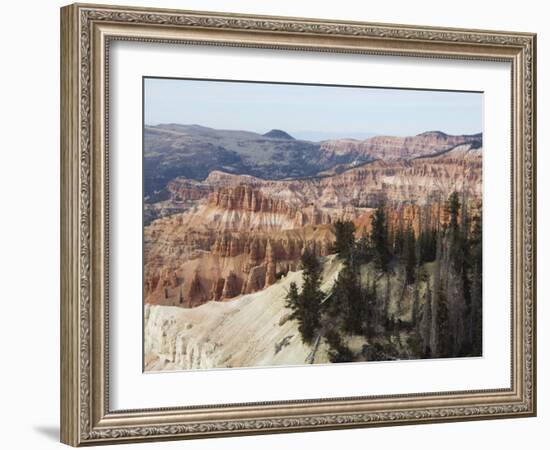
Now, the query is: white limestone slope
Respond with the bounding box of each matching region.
[144,255,343,371]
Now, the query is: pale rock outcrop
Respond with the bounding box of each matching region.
[144,255,343,371]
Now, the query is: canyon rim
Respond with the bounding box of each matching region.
[143,78,483,372]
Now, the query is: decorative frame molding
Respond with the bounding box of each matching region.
[60,3,536,446]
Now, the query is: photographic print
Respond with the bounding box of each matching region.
[143,78,483,372]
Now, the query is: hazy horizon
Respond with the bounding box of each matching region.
[144,78,483,141]
[144,122,482,142]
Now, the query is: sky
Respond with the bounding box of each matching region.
[144,77,483,140]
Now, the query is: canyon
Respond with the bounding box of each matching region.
[144,127,482,311]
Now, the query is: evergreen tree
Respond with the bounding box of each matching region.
[393,224,405,256]
[447,191,467,276]
[285,281,300,315]
[371,203,391,272]
[411,275,420,328]
[419,228,437,263]
[421,281,433,357]
[447,191,460,234]
[333,220,356,260]
[325,331,354,363]
[435,288,450,357]
[458,195,473,355]
[357,227,372,264]
[285,250,324,344]
[405,225,417,285]
[332,259,365,335]
[470,215,483,355]
[445,191,472,356]
[383,272,391,332]
[364,279,378,338]
[430,232,442,355]
[301,247,321,278]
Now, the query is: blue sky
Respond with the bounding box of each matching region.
[144,78,483,140]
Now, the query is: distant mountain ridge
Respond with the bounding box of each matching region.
[144,123,482,198]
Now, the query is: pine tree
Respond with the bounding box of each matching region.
[300,249,324,343]
[285,250,324,344]
[470,215,483,355]
[301,247,321,279]
[421,281,433,357]
[419,228,437,263]
[384,272,391,333]
[325,331,354,363]
[436,288,450,357]
[412,275,420,328]
[458,194,473,355]
[393,224,405,256]
[447,191,460,234]
[357,227,372,264]
[332,259,365,335]
[445,191,472,356]
[405,225,417,285]
[333,220,356,260]
[368,279,379,337]
[285,282,300,316]
[430,231,442,356]
[371,203,391,272]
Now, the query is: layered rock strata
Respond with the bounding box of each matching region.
[144,141,482,308]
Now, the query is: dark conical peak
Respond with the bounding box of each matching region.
[263,129,295,140]
[416,130,449,138]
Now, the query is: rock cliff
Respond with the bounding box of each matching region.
[144,138,482,308]
[144,255,343,371]
[320,131,480,161]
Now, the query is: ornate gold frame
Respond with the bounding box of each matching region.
[60,3,537,446]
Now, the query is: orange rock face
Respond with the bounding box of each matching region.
[144,141,482,308]
[319,131,479,161]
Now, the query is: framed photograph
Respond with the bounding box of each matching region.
[60,3,537,446]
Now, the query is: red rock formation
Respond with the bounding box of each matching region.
[187,271,206,307]
[320,132,479,161]
[264,240,277,288]
[221,272,241,299]
[167,144,481,215]
[167,178,212,202]
[143,142,482,308]
[210,277,225,301]
[242,265,267,295]
[208,185,291,214]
